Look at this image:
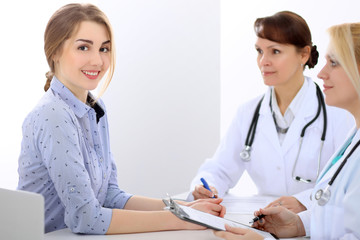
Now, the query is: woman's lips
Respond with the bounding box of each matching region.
[82,70,100,79]
[323,84,333,92]
[262,71,275,77]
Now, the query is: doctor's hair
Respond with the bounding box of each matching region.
[43,3,115,98]
[328,23,360,95]
[254,11,318,69]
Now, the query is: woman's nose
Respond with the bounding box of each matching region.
[90,52,103,66]
[259,54,270,66]
[317,66,328,80]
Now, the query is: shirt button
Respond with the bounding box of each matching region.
[277,166,281,170]
[100,158,103,162]
[104,174,107,179]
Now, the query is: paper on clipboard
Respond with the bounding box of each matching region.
[165,197,277,239]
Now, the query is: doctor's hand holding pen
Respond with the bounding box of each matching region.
[265,196,306,213]
[192,178,219,199]
[214,206,306,240]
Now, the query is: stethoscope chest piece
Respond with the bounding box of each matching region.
[315,185,331,206]
[240,146,251,162]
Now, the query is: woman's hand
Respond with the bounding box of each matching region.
[252,207,305,238]
[178,198,226,217]
[265,196,306,213]
[214,224,264,240]
[192,184,218,200]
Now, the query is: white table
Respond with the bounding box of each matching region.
[44,193,309,240]
[45,228,222,240]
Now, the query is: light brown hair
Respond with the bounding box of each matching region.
[44,3,115,98]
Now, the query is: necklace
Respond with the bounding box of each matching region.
[272,114,289,134]
[269,90,289,134]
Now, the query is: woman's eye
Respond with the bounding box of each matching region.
[100,47,110,53]
[273,49,280,54]
[78,46,89,51]
[256,48,263,54]
[330,59,339,67]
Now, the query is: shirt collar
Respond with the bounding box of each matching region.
[50,76,105,122]
[271,77,308,121]
[87,94,105,123]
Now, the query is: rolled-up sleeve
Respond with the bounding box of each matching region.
[104,155,133,209]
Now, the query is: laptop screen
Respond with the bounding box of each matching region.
[0,188,44,240]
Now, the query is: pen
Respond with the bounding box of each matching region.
[249,214,266,224]
[200,177,215,198]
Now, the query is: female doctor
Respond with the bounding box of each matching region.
[189,11,354,213]
[215,21,360,240]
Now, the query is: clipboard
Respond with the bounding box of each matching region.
[163,196,278,239]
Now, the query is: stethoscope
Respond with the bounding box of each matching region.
[314,138,360,206]
[239,82,327,183]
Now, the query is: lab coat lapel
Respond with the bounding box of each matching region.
[258,89,282,154]
[316,127,358,185]
[281,81,320,155]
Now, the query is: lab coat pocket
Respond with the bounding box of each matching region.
[312,204,345,239]
[328,205,345,239]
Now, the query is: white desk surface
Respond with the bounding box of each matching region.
[45,193,309,240]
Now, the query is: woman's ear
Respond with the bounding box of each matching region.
[52,52,59,63]
[52,48,63,71]
[52,45,64,64]
[301,45,311,64]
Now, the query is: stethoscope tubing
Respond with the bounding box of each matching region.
[244,96,264,148]
[315,137,360,205]
[240,82,327,183]
[291,84,327,182]
[328,139,360,185]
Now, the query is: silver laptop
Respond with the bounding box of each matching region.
[0,188,44,240]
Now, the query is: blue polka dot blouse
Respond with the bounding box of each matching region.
[17,77,132,234]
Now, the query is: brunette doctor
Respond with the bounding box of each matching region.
[215,21,360,240]
[189,11,354,213]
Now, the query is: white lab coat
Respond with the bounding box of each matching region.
[190,77,354,208]
[305,127,360,239]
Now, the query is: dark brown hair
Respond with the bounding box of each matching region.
[43,3,115,93]
[254,11,318,69]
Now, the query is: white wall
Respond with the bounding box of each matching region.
[0,0,219,198]
[99,0,220,198]
[2,0,359,198]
